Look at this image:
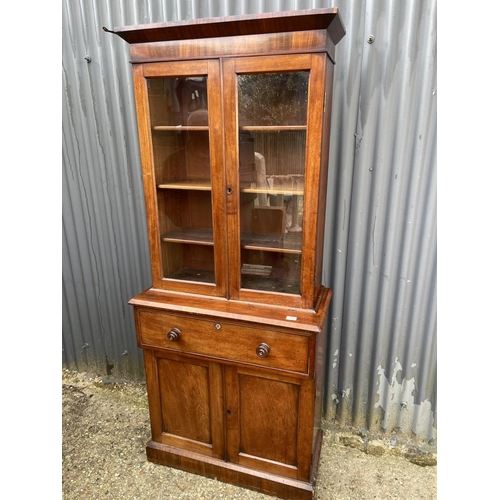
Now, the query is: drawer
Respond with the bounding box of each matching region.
[136,310,311,374]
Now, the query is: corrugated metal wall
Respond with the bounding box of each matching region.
[62,0,437,442]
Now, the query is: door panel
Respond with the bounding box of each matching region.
[133,60,227,297]
[145,350,225,459]
[158,357,212,443]
[239,373,300,466]
[223,54,327,308]
[144,349,314,478]
[225,365,314,480]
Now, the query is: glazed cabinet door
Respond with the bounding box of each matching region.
[225,365,315,481]
[144,350,225,459]
[132,60,227,296]
[223,54,328,309]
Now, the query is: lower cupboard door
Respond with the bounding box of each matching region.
[144,350,225,459]
[224,365,315,481]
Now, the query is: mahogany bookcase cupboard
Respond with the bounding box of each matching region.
[106,8,345,500]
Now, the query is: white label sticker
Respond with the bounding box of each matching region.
[286,316,297,321]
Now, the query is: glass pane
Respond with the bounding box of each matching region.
[237,72,308,295]
[148,77,215,284]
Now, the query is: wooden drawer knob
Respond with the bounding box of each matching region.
[167,328,181,342]
[256,343,270,358]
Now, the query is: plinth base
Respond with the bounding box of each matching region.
[145,430,323,500]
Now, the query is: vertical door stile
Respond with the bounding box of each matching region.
[207,59,228,298]
[300,53,327,309]
[132,64,162,287]
[224,365,240,464]
[208,361,226,459]
[143,350,162,442]
[295,377,315,481]
[222,58,242,300]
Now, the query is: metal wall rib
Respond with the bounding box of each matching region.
[62,0,437,441]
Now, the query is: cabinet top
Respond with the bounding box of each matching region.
[104,8,345,46]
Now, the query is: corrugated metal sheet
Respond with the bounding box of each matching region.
[62,0,437,441]
[324,0,437,442]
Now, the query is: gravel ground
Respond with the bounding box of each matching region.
[62,369,437,499]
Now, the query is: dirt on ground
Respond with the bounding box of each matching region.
[62,369,437,499]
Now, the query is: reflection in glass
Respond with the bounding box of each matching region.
[238,72,309,126]
[237,72,309,295]
[148,77,215,284]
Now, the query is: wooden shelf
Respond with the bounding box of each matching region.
[241,232,302,254]
[153,125,209,131]
[240,186,304,195]
[167,268,215,284]
[240,274,300,294]
[241,175,304,196]
[161,229,301,253]
[239,125,306,131]
[161,227,214,246]
[158,179,212,191]
[157,180,301,195]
